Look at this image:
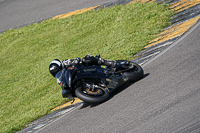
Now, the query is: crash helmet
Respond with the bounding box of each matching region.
[49,59,62,77]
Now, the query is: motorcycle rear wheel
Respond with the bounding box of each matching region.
[124,61,144,82]
[75,86,110,104]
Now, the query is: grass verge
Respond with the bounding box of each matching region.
[0,2,173,133]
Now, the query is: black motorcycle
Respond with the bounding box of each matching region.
[55,59,144,104]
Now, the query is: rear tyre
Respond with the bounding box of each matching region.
[75,85,110,104]
[124,62,144,82]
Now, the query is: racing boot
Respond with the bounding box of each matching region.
[115,61,130,70]
[98,58,117,71]
[100,59,130,71]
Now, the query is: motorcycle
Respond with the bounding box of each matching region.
[55,58,144,104]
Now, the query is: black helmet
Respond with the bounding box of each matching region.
[49,59,62,77]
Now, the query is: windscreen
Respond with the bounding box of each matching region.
[55,70,65,86]
[55,71,62,80]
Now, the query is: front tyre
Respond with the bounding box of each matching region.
[75,86,110,104]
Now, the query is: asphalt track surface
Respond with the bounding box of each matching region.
[35,21,200,132]
[0,0,114,32]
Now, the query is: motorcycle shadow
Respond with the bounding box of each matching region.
[111,73,150,96]
[80,73,150,109]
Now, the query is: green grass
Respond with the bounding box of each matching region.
[0,2,173,133]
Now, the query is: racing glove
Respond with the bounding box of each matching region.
[82,55,99,66]
[62,57,81,68]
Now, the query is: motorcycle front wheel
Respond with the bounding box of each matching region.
[75,84,110,104]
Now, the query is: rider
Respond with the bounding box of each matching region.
[49,55,120,98]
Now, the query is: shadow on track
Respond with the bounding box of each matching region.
[80,73,150,109]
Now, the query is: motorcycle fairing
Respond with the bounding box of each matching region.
[105,73,129,92]
[64,69,74,88]
[74,66,106,82]
[105,73,118,92]
[57,63,134,99]
[55,70,64,87]
[73,65,129,93]
[55,69,72,91]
